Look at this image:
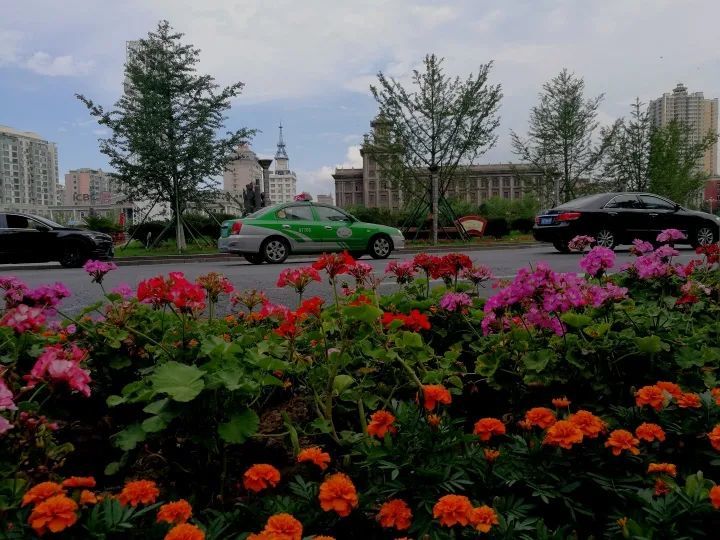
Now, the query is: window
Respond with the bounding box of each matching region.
[5,214,46,230]
[605,194,641,209]
[639,195,676,210]
[276,205,314,221]
[315,206,351,222]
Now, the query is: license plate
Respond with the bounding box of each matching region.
[540,217,553,225]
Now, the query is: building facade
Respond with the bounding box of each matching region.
[316,194,334,205]
[223,145,264,197]
[648,83,719,175]
[0,125,59,208]
[64,168,117,206]
[268,124,297,204]
[333,118,543,210]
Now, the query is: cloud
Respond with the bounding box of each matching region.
[297,144,363,195]
[24,52,93,76]
[0,30,21,65]
[93,128,110,136]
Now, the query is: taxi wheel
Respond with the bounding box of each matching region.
[369,234,392,259]
[262,237,290,264]
[243,253,264,265]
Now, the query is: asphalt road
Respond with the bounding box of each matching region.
[0,245,697,314]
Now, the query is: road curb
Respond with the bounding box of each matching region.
[0,242,541,271]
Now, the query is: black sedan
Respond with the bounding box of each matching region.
[0,212,114,267]
[533,192,720,252]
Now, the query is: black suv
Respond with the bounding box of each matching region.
[0,212,114,267]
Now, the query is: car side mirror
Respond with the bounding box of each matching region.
[36,225,50,232]
[674,204,682,211]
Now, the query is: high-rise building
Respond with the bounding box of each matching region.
[333,117,544,210]
[64,168,117,206]
[316,194,334,205]
[0,125,59,208]
[648,83,719,175]
[268,124,297,203]
[223,145,263,196]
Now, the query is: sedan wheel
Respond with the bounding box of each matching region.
[369,235,392,259]
[553,240,571,253]
[262,238,290,264]
[59,244,87,268]
[695,226,716,247]
[595,229,616,249]
[243,253,264,265]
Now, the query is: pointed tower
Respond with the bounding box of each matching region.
[275,123,289,173]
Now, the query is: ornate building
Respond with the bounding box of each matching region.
[268,124,297,204]
[333,118,544,210]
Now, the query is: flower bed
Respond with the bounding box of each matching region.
[1,233,720,538]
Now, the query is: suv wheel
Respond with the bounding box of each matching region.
[243,253,264,265]
[59,243,87,268]
[262,238,290,264]
[692,225,716,248]
[595,229,616,249]
[369,235,392,259]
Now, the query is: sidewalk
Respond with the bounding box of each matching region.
[0,241,540,271]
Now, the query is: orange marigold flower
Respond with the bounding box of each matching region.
[635,385,667,411]
[79,490,98,505]
[118,480,159,507]
[551,397,571,408]
[469,505,499,533]
[367,410,397,438]
[157,500,193,525]
[617,517,628,528]
[709,425,720,451]
[432,494,474,527]
[422,384,452,411]
[635,422,666,442]
[61,476,96,489]
[710,485,720,510]
[605,429,640,456]
[567,410,607,439]
[263,513,303,540]
[654,479,671,496]
[524,407,557,429]
[677,392,702,408]
[483,448,500,462]
[28,494,78,535]
[165,523,205,540]
[22,482,65,507]
[472,417,506,441]
[297,447,331,471]
[656,381,683,399]
[647,463,677,477]
[377,499,412,530]
[243,464,281,493]
[543,420,584,449]
[427,414,442,428]
[711,388,720,406]
[318,473,358,517]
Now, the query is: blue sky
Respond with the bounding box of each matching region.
[2,0,720,196]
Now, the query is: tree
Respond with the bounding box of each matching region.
[77,20,254,251]
[602,98,651,192]
[511,69,617,206]
[366,54,502,244]
[647,120,718,206]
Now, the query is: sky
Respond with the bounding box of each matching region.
[2,0,720,197]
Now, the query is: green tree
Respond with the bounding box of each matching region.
[511,69,618,205]
[602,98,652,192]
[647,120,718,206]
[77,20,254,251]
[366,54,502,244]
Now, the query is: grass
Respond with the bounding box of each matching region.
[113,233,535,258]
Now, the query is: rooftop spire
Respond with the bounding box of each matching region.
[275,123,288,160]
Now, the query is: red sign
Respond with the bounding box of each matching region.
[456,215,488,237]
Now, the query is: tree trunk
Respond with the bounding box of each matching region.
[429,165,439,245]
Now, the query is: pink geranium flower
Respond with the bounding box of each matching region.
[0,416,13,435]
[579,247,615,278]
[656,229,686,243]
[28,344,91,397]
[386,260,416,284]
[83,260,118,284]
[439,292,472,312]
[0,379,17,411]
[0,304,46,334]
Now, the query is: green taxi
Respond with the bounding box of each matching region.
[218,201,405,264]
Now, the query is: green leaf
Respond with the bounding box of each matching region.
[114,424,146,451]
[635,335,664,354]
[142,399,169,415]
[141,416,168,433]
[333,374,355,395]
[561,313,592,329]
[106,395,126,407]
[104,462,121,476]
[476,353,501,377]
[583,323,611,338]
[218,408,259,444]
[399,331,424,348]
[523,349,554,372]
[342,304,383,325]
[150,361,205,402]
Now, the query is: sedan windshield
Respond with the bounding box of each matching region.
[554,194,609,210]
[33,215,64,228]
